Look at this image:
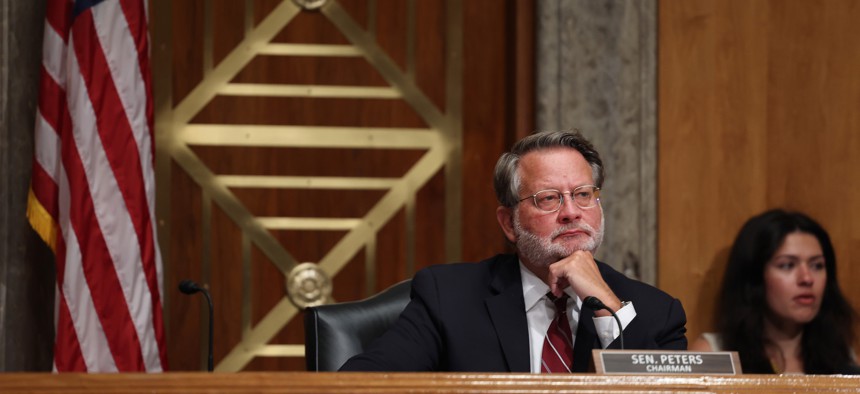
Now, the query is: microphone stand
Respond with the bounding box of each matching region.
[201,288,213,372]
[583,296,624,350]
[179,280,214,372]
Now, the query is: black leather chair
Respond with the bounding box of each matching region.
[304,279,412,371]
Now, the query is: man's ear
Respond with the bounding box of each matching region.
[496,206,517,243]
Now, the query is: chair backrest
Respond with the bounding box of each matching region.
[303,279,412,371]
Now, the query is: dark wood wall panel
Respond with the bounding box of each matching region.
[193,97,428,127]
[374,0,408,70]
[415,1,447,111]
[415,171,448,272]
[230,189,388,217]
[192,147,425,177]
[253,1,284,25]
[373,209,408,289]
[252,245,290,322]
[234,57,390,85]
[167,161,205,371]
[461,0,522,262]
[338,0,369,30]
[170,0,205,104]
[209,205,244,363]
[274,12,351,44]
[277,231,348,265]
[160,0,532,371]
[212,0,246,65]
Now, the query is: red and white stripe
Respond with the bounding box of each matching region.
[28,0,167,372]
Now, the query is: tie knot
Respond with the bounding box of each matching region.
[546,293,569,315]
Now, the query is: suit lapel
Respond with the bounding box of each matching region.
[572,300,599,372]
[485,256,530,372]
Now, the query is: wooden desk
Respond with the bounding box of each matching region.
[0,372,857,393]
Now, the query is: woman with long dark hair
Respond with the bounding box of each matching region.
[689,209,859,374]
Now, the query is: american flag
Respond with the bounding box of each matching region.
[27,0,167,372]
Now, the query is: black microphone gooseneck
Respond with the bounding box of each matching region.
[583,296,624,350]
[179,280,214,372]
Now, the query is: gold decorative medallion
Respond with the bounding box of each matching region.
[287,262,332,308]
[292,0,327,11]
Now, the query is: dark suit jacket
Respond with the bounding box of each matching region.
[340,253,687,372]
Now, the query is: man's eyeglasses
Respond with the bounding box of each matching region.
[517,185,601,212]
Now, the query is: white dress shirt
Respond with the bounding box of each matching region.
[520,261,636,373]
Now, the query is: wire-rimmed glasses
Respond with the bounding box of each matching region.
[517,185,601,212]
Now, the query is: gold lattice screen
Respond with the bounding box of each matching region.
[153,0,462,371]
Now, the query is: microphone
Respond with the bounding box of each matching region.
[178,279,214,372]
[583,296,624,350]
[179,279,203,295]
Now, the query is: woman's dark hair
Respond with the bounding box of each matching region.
[715,209,858,374]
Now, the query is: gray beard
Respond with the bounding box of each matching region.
[513,212,604,268]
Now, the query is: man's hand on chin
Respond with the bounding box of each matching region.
[547,250,621,316]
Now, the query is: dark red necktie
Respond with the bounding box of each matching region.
[541,293,573,373]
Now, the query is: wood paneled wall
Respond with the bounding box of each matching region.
[156,0,532,371]
[159,0,860,373]
[659,0,860,348]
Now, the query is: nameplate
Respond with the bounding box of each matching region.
[593,350,741,375]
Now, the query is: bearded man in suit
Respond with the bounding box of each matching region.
[340,130,687,373]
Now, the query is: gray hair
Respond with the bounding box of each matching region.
[493,130,604,208]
